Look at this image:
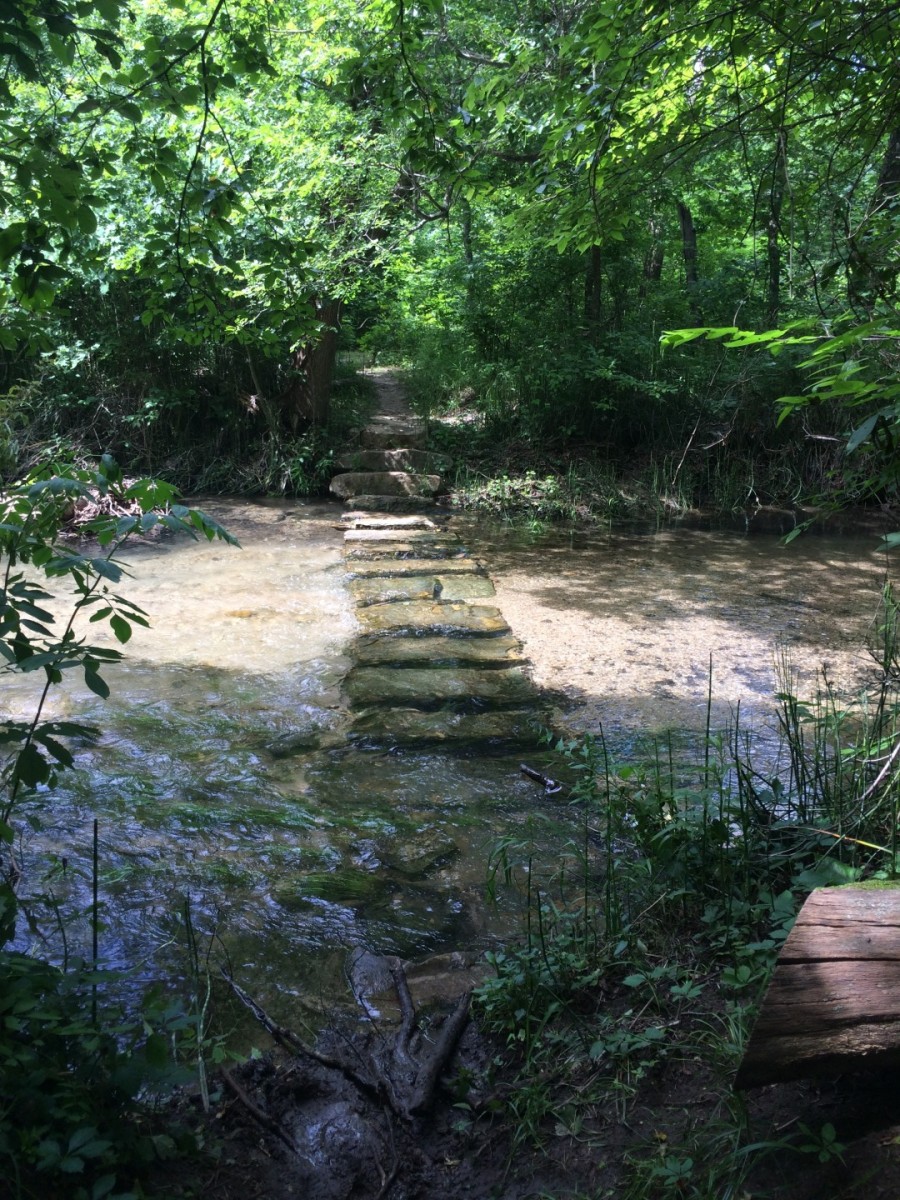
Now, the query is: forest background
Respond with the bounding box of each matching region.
[1,0,899,513]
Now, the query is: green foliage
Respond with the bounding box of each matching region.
[664,313,900,513]
[474,607,900,1190]
[0,454,239,1197]
[0,457,236,852]
[0,952,203,1200]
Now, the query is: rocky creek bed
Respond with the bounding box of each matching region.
[153,375,900,1200]
[11,372,900,1198]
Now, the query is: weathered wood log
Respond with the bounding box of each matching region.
[735,884,900,1089]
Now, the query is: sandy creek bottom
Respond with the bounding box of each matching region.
[5,498,895,1030]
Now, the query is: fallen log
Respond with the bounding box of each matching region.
[735,883,900,1089]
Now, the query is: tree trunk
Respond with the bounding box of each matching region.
[639,216,664,299]
[285,298,342,429]
[584,244,602,339]
[847,127,900,312]
[676,200,699,317]
[767,129,787,327]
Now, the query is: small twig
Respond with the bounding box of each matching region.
[220,1066,298,1155]
[520,763,563,795]
[388,957,417,1054]
[221,968,383,1102]
[408,991,471,1116]
[374,1120,400,1200]
[858,734,900,806]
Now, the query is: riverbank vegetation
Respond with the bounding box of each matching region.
[0,1,899,518]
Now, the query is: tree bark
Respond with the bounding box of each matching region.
[767,129,787,327]
[736,885,900,1089]
[285,298,342,429]
[676,200,699,317]
[847,126,900,312]
[639,216,664,299]
[584,244,602,339]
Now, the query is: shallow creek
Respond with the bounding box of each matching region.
[4,499,895,1022]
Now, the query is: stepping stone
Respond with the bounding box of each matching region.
[345,543,471,560]
[359,426,427,450]
[349,707,541,749]
[344,528,458,544]
[335,449,453,473]
[330,472,442,500]
[340,514,441,529]
[349,573,491,605]
[355,633,526,668]
[344,666,533,709]
[355,601,510,637]
[349,577,438,606]
[343,494,443,513]
[345,559,485,580]
[436,575,496,600]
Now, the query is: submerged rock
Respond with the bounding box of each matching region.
[344,557,485,579]
[330,471,442,500]
[276,869,390,910]
[358,424,427,450]
[342,493,442,513]
[345,948,487,1020]
[435,575,496,600]
[344,541,471,560]
[379,838,460,879]
[349,706,541,748]
[265,729,323,757]
[340,513,443,529]
[403,951,490,1008]
[354,632,526,668]
[344,527,458,544]
[356,601,510,637]
[348,576,438,606]
[344,665,533,709]
[335,448,453,473]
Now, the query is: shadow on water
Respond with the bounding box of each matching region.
[467,513,895,749]
[6,499,897,1031]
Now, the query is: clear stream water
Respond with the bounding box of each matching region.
[4,499,895,1025]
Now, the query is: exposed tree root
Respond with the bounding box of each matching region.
[219,957,472,1197]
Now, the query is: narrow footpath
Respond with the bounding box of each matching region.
[330,369,548,749]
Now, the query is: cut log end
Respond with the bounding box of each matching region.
[735,884,900,1090]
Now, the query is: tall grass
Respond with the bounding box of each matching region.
[473,587,900,1196]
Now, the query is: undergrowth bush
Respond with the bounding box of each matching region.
[0,460,239,1198]
[472,589,900,1196]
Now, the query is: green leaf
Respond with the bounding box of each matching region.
[83,667,110,698]
[14,743,51,787]
[109,614,131,643]
[35,735,74,768]
[73,98,104,116]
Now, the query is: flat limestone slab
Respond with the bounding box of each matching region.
[437,575,496,601]
[359,427,427,450]
[335,449,453,473]
[344,558,483,579]
[349,577,438,606]
[354,633,526,668]
[340,514,441,529]
[736,885,900,1088]
[330,472,442,500]
[343,495,442,513]
[344,528,458,544]
[345,543,471,560]
[356,601,510,637]
[344,665,533,709]
[349,707,540,748]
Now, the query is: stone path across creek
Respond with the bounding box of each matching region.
[330,369,548,750]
